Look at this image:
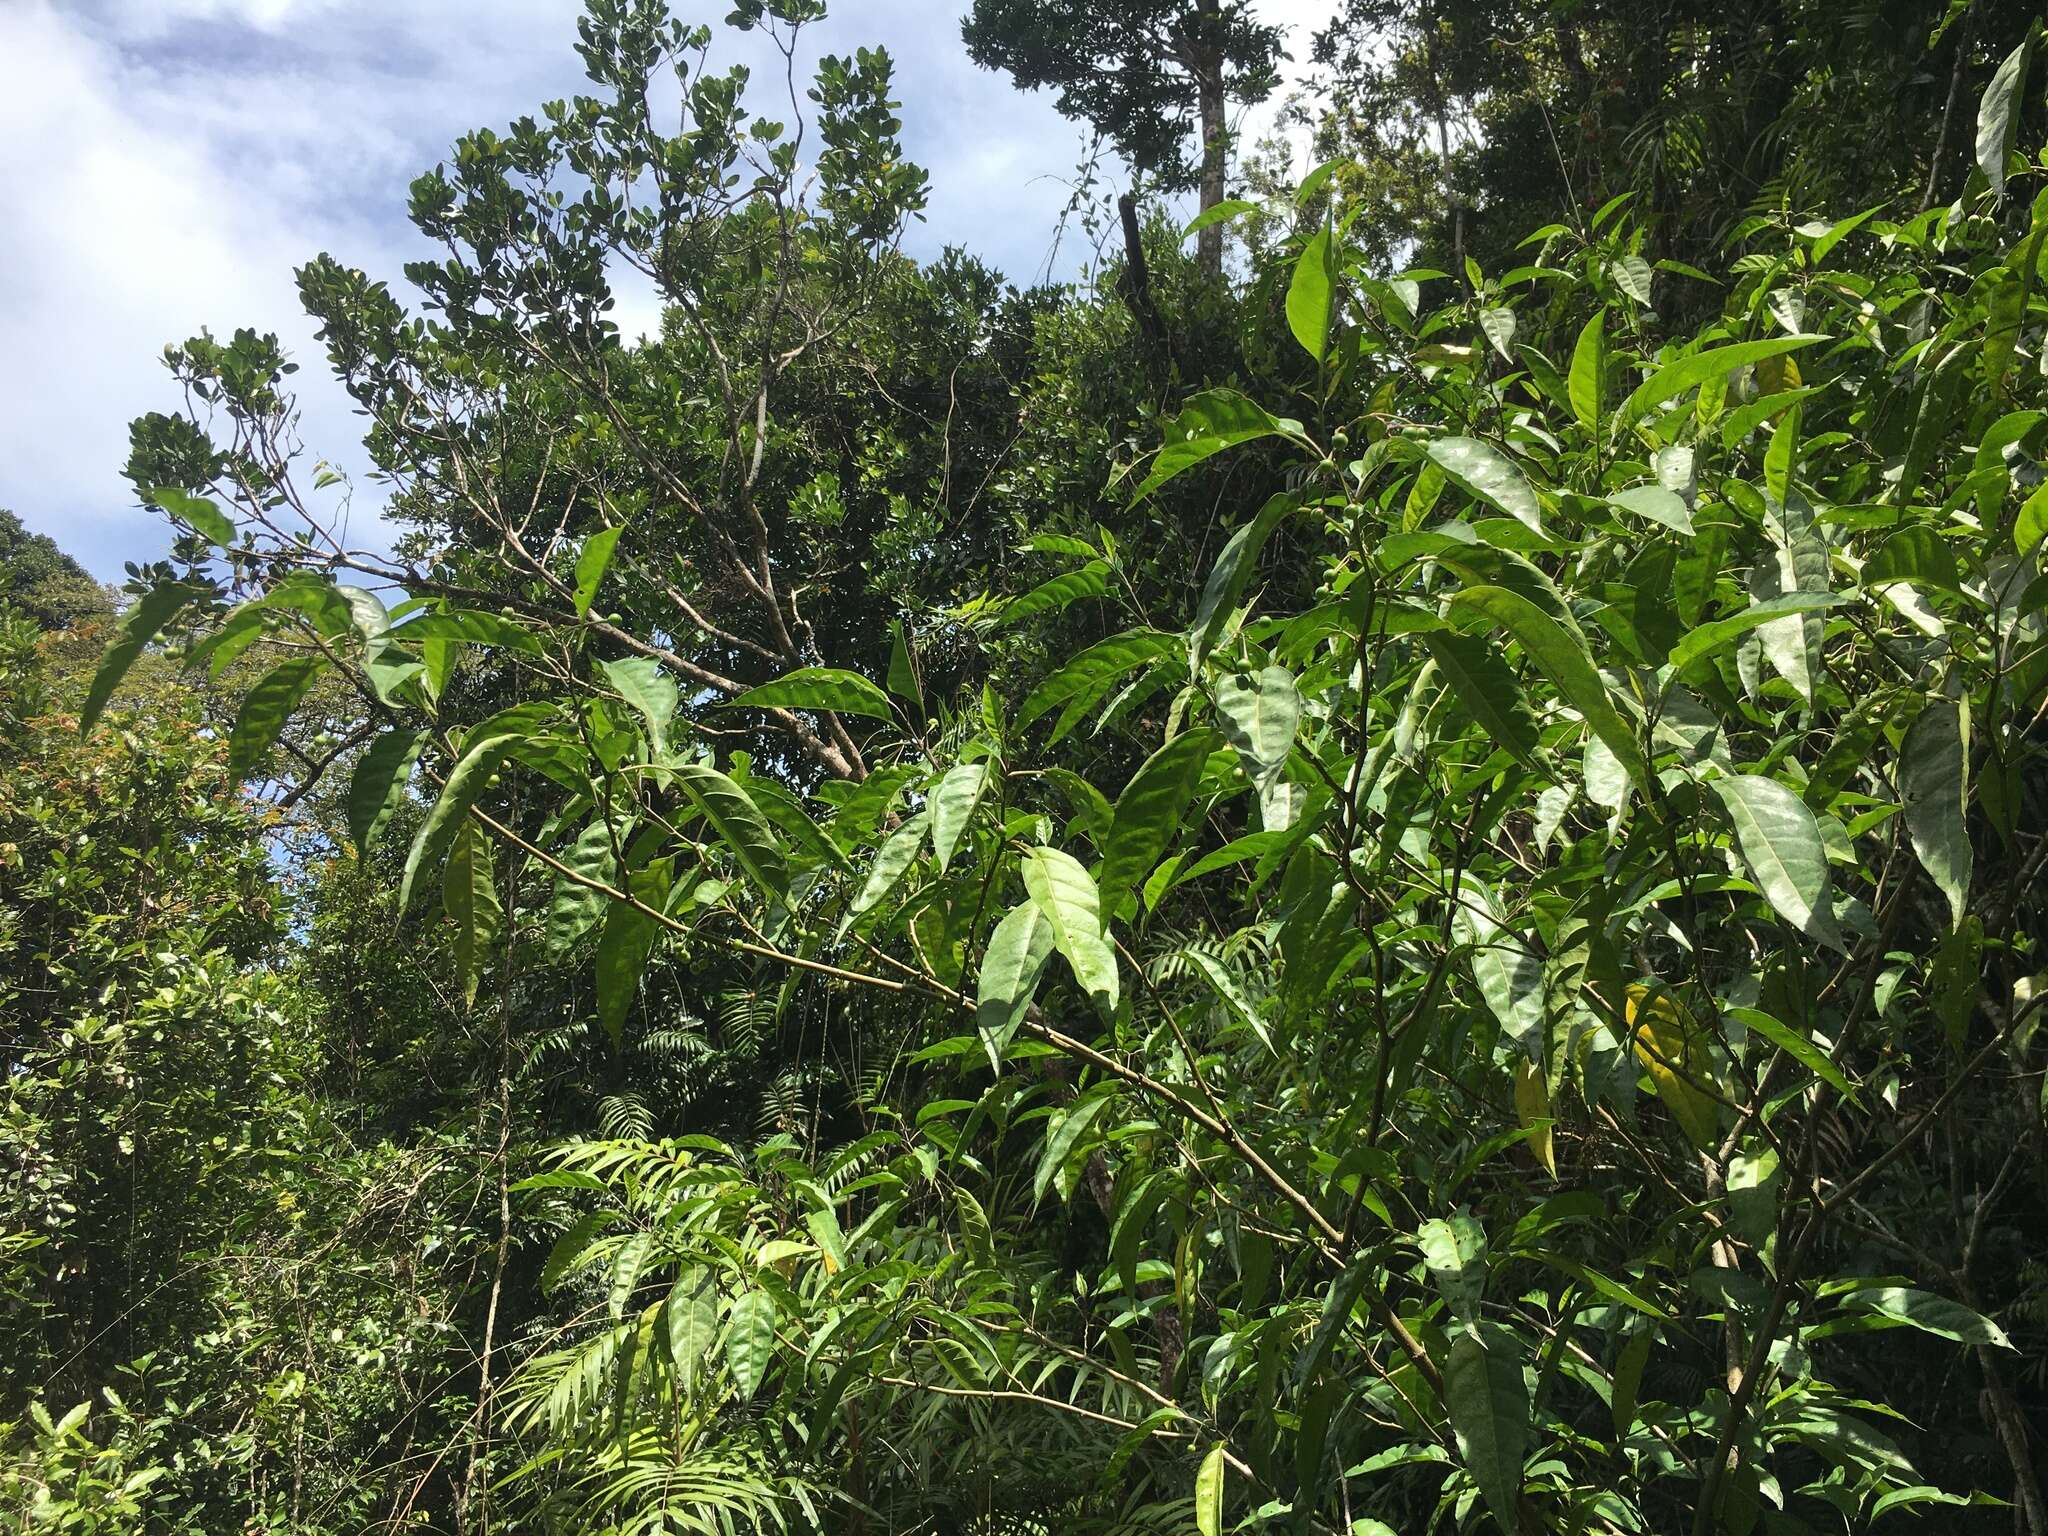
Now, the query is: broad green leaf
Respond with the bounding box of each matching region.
[1479,306,1516,362]
[1033,1087,1115,1205]
[1841,1286,2013,1349]
[1901,700,1971,928]
[385,609,544,654]
[1018,629,1177,732]
[1708,774,1842,947]
[730,666,894,722]
[596,899,656,1049]
[148,487,235,547]
[1183,198,1258,238]
[1724,1007,1854,1099]
[1450,585,1647,789]
[1191,494,1296,669]
[1749,544,1829,706]
[665,1269,720,1394]
[1607,485,1694,535]
[1976,32,2037,197]
[1021,846,1120,1015]
[1132,390,1303,503]
[848,810,929,920]
[1194,1443,1226,1536]
[1287,227,1335,360]
[975,901,1056,1071]
[672,763,790,902]
[348,727,426,851]
[1418,1214,1488,1322]
[725,1289,779,1398]
[2018,480,2048,554]
[1426,436,1542,533]
[1568,311,1606,433]
[443,819,502,1008]
[996,561,1111,627]
[228,656,324,783]
[1424,629,1540,767]
[81,582,201,732]
[1667,593,1840,673]
[600,655,678,757]
[1213,667,1300,783]
[1609,254,1654,305]
[1097,730,1213,912]
[397,704,552,912]
[930,763,989,873]
[573,526,624,618]
[1611,1327,1655,1442]
[1446,1327,1528,1536]
[549,820,620,954]
[1617,336,1826,425]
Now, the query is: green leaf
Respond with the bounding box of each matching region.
[2018,481,2048,554]
[348,728,426,851]
[148,487,235,547]
[1569,311,1607,434]
[730,666,894,722]
[1191,494,1296,669]
[1418,1214,1488,1323]
[975,901,1056,1071]
[1617,336,1826,425]
[1033,1087,1115,1205]
[1611,1327,1655,1442]
[1213,667,1300,783]
[1446,1327,1528,1536]
[1976,32,2037,197]
[671,763,790,902]
[1449,585,1647,789]
[1424,630,1540,767]
[549,820,620,954]
[1723,1007,1854,1099]
[1841,1287,2013,1349]
[931,763,990,874]
[996,562,1111,627]
[847,810,929,921]
[1182,198,1257,238]
[1709,774,1842,947]
[596,899,657,1050]
[398,705,552,912]
[664,1269,720,1394]
[1607,485,1694,535]
[1667,593,1840,673]
[1132,390,1303,503]
[1287,227,1335,360]
[1097,731,1213,913]
[81,582,201,732]
[228,656,324,783]
[443,819,502,1008]
[1021,847,1120,1016]
[1901,700,1971,928]
[1426,436,1542,533]
[573,526,624,619]
[600,655,678,757]
[385,609,544,654]
[1194,1443,1226,1536]
[1018,629,1178,733]
[1609,254,1654,306]
[1479,306,1517,362]
[724,1289,779,1398]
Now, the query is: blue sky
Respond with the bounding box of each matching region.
[1,0,1325,580]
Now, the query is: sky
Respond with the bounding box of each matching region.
[0,0,1329,581]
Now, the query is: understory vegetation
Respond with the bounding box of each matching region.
[5,1,2048,1532]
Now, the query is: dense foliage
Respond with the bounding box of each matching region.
[6,3,2047,1533]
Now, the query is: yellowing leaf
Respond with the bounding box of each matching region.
[1625,985,1718,1150]
[1514,1060,1556,1176]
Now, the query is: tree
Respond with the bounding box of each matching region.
[962,0,1284,277]
[0,510,109,632]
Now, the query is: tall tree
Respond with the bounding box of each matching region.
[962,0,1283,276]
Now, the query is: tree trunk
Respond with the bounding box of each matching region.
[1195,0,1226,280]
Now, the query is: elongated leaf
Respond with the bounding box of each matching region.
[1419,1214,1488,1322]
[228,656,324,783]
[730,666,894,722]
[81,582,200,732]
[1191,494,1296,669]
[1427,436,1542,532]
[1213,667,1300,782]
[148,487,235,547]
[665,1269,720,1394]
[1033,1087,1115,1205]
[725,1288,779,1398]
[1612,1326,1655,1442]
[595,899,656,1049]
[385,610,544,654]
[997,561,1111,627]
[1668,593,1840,673]
[670,763,789,902]
[1194,1443,1226,1536]
[1449,586,1647,788]
[1479,305,1516,362]
[1842,1286,2013,1349]
[1021,846,1119,1015]
[1098,731,1213,912]
[1627,986,1719,1150]
[443,819,502,1008]
[931,762,989,873]
[1865,526,1961,593]
[1568,311,1606,433]
[976,900,1056,1070]
[1287,227,1335,360]
[1617,336,1826,425]
[1513,1060,1556,1177]
[1901,699,1971,928]
[345,728,423,851]
[1133,390,1303,503]
[1709,774,1842,947]
[1018,629,1178,732]
[549,819,620,954]
[1723,1007,1854,1099]
[574,526,623,618]
[1424,630,1540,766]
[600,655,678,757]
[1976,33,2037,197]
[398,705,553,912]
[1183,198,1258,238]
[1608,485,1694,535]
[848,810,928,920]
[1446,1327,1528,1536]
